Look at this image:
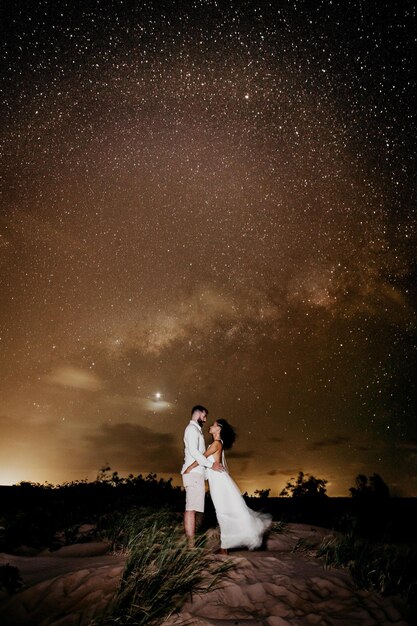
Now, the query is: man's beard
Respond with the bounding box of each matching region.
[197,417,205,427]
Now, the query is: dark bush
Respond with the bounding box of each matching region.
[0,564,23,594]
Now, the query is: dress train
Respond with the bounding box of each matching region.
[207,453,271,550]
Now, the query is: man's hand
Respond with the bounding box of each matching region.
[212,461,224,472]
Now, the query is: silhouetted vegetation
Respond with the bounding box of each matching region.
[1,468,417,552]
[347,474,396,541]
[279,471,328,498]
[0,469,183,553]
[0,564,22,594]
[349,473,390,498]
[253,488,271,502]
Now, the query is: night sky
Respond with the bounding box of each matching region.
[1,0,416,496]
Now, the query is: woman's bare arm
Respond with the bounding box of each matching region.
[183,441,222,473]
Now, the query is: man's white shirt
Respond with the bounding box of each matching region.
[182,420,214,475]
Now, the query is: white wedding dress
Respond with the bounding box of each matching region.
[207,453,272,550]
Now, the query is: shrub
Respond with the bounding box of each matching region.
[317,534,417,605]
[280,471,328,498]
[0,564,23,594]
[316,532,357,568]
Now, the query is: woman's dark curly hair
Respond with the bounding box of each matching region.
[216,419,236,450]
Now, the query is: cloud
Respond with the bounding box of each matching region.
[397,440,417,450]
[46,366,103,391]
[269,468,301,477]
[86,422,182,474]
[0,412,59,435]
[307,436,351,451]
[227,450,253,460]
[102,393,173,413]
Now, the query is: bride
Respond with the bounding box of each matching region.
[184,419,271,552]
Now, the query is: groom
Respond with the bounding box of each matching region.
[182,404,222,542]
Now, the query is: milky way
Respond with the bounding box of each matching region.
[1,0,416,495]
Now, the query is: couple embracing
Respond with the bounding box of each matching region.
[181,405,271,552]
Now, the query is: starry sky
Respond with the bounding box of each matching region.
[1,0,416,496]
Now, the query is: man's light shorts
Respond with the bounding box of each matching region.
[182,472,205,512]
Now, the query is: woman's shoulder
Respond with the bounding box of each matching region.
[208,440,222,451]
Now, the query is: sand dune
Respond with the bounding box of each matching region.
[0,544,124,626]
[164,526,411,626]
[0,525,412,626]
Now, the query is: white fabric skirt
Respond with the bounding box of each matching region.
[208,465,271,549]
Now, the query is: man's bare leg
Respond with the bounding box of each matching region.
[184,510,196,546]
[195,511,204,532]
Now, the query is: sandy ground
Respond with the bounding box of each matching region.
[0,542,124,626]
[0,525,412,626]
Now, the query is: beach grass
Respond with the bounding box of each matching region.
[95,509,232,625]
[317,533,417,605]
